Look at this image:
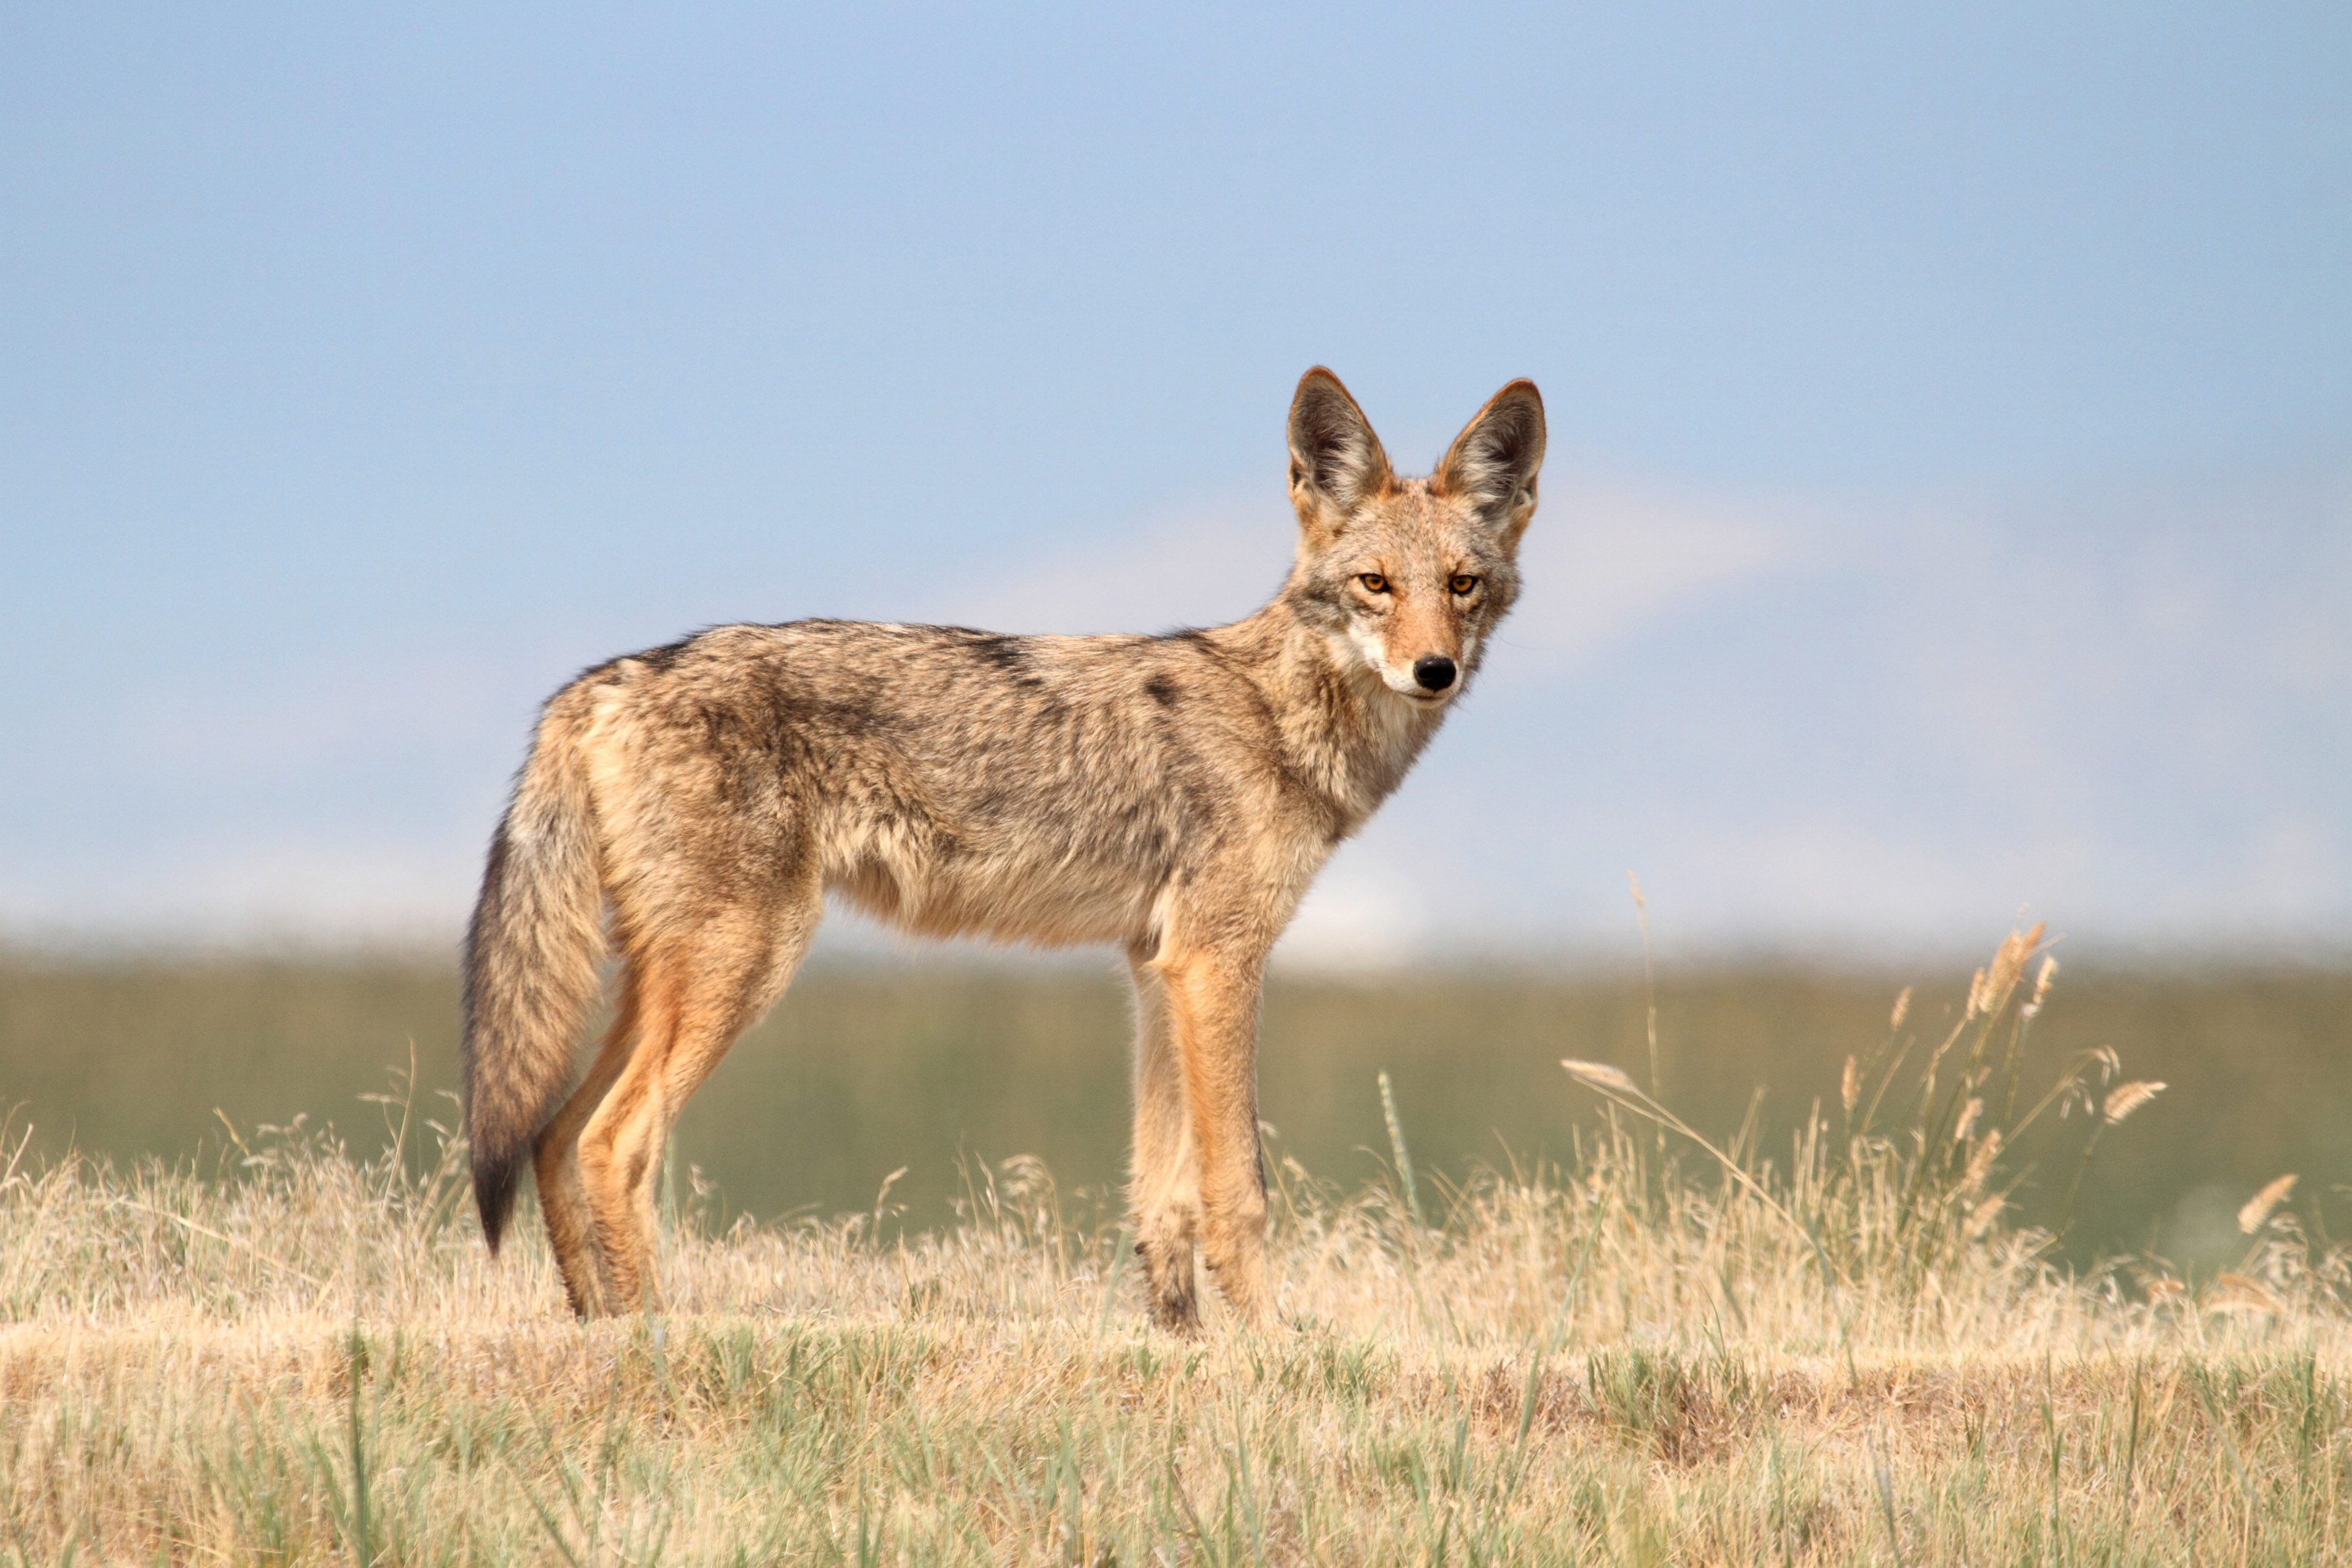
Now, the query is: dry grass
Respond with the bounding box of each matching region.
[4,935,2350,1564]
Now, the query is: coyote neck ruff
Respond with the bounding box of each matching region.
[462,368,1545,1330]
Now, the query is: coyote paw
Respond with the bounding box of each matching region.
[1136,1236,1200,1333]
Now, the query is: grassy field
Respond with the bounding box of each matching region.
[3,942,2346,1268]
[2,931,2349,1562]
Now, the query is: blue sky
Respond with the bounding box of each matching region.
[3,4,2346,961]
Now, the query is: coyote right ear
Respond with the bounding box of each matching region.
[1287,368,1393,538]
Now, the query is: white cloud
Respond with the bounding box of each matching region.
[0,839,479,953]
[925,488,1295,635]
[1270,856,1435,974]
[1497,475,1801,675]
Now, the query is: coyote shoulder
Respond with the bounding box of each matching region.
[462,368,1545,1329]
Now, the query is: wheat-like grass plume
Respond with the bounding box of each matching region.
[1962,1130,2002,1195]
[2022,955,2058,1019]
[1562,1058,1640,1095]
[2101,1081,2163,1125]
[2239,1173,2298,1233]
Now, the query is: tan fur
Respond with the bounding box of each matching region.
[461,368,1545,1328]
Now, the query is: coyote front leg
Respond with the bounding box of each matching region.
[1156,945,1275,1330]
[1126,947,1201,1330]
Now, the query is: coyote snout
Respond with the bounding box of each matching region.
[461,367,1544,1331]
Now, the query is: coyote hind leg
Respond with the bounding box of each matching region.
[574,891,820,1314]
[533,972,644,1317]
[1126,946,1202,1331]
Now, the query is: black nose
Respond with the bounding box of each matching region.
[1412,655,1457,692]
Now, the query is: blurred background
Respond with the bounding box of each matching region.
[3,5,2346,1266]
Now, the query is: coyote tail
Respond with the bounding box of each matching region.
[461,705,606,1252]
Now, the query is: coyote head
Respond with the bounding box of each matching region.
[1282,368,1545,706]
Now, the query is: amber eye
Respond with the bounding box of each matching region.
[1449,573,1479,595]
[1358,573,1390,594]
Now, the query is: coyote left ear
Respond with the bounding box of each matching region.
[1437,380,1546,544]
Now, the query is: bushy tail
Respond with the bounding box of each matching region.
[461,705,606,1252]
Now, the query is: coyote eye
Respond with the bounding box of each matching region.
[1358,573,1390,594]
[1449,574,1479,596]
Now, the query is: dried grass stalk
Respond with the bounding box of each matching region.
[2208,1271,2285,1315]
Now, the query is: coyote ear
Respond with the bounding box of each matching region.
[1287,368,1393,535]
[1436,379,1546,543]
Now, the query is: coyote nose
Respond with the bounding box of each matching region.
[1412,655,1457,693]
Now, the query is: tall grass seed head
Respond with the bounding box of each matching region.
[2021,955,2058,1019]
[1971,923,2046,1018]
[1962,1129,2002,1195]
[2238,1174,2297,1234]
[2100,1081,2163,1125]
[1562,1058,1641,1096]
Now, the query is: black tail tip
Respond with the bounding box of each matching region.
[475,1158,522,1254]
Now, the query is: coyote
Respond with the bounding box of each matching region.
[462,368,1545,1329]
